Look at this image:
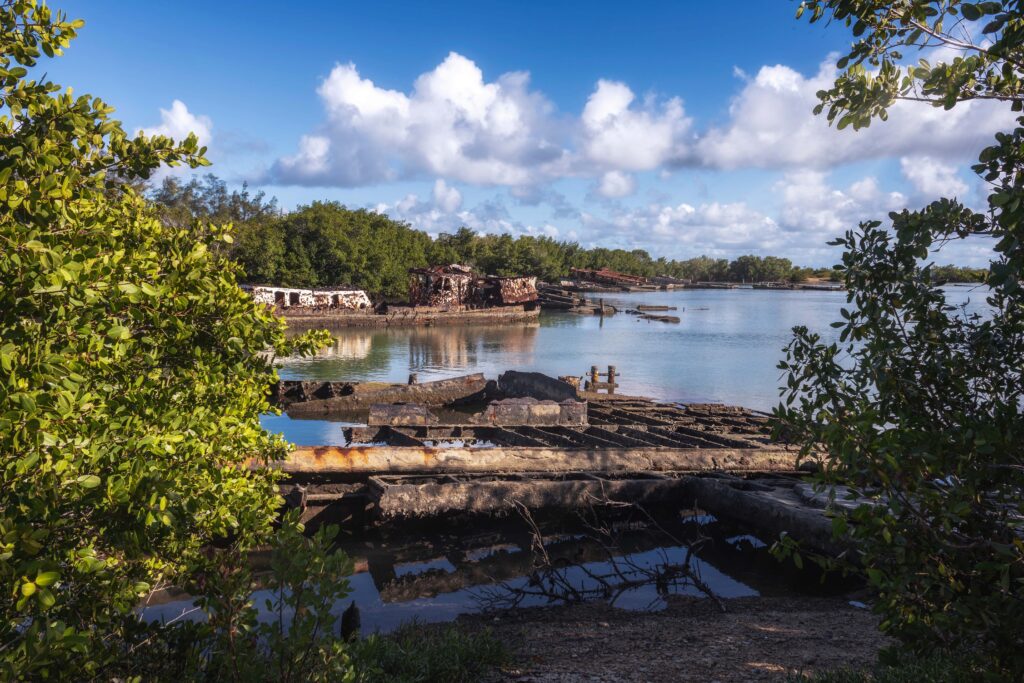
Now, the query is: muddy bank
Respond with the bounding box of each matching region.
[469,596,888,682]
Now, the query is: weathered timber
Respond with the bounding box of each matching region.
[479,398,587,426]
[366,397,588,428]
[678,477,849,556]
[498,370,579,402]
[638,313,681,324]
[285,373,488,415]
[369,472,693,518]
[275,445,798,476]
[636,304,677,312]
[368,403,438,427]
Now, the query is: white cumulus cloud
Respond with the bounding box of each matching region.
[775,170,907,239]
[596,171,636,198]
[140,100,212,145]
[899,156,969,197]
[580,80,691,171]
[270,52,565,187]
[432,179,462,213]
[696,60,1013,170]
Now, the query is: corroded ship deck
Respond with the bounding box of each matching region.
[273,374,861,556]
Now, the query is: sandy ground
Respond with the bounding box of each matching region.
[465,596,889,682]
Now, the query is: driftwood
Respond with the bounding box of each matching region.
[678,477,850,557]
[474,499,724,612]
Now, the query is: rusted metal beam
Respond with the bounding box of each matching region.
[275,445,799,475]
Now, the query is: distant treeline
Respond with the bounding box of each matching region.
[150,175,986,297]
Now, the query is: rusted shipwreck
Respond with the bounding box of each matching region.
[247,265,541,328]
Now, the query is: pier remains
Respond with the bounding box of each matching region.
[266,369,870,557]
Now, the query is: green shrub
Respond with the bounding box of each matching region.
[0,2,326,677]
[351,621,508,682]
[789,653,978,682]
[778,0,1024,677]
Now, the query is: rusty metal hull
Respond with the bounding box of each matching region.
[283,305,540,329]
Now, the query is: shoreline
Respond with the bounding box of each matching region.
[466,595,888,682]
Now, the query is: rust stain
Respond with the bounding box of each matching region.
[291,446,375,470]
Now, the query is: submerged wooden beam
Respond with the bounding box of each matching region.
[276,444,799,476]
[371,474,694,518]
[677,477,849,557]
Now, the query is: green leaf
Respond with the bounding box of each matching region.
[76,475,102,489]
[35,571,59,587]
[106,325,130,340]
[961,3,981,21]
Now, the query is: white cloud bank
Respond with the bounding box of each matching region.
[254,51,1011,267]
[266,52,1013,190]
[696,61,1012,170]
[267,51,695,188]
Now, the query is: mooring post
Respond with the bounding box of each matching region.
[607,365,617,394]
[599,297,605,316]
[590,365,600,389]
[408,373,418,385]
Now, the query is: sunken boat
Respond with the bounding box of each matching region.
[244,264,540,328]
[267,369,857,558]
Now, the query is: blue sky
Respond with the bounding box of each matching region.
[54,1,1008,266]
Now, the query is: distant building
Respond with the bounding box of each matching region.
[242,285,372,310]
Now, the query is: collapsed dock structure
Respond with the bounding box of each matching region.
[569,267,660,292]
[268,370,855,557]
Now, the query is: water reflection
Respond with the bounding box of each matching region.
[280,323,540,384]
[141,511,854,634]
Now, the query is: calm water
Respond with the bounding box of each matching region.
[267,285,990,445]
[144,511,850,634]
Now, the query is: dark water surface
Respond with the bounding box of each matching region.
[144,512,851,634]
